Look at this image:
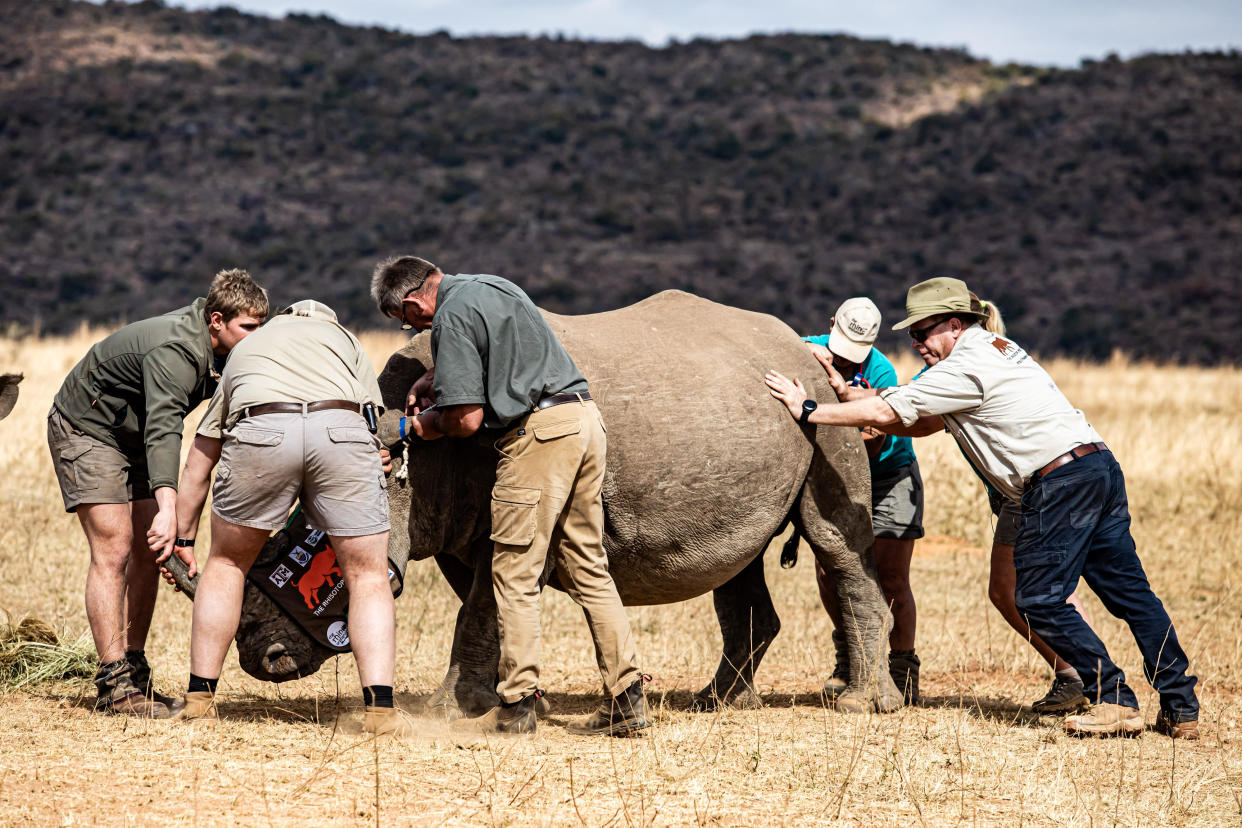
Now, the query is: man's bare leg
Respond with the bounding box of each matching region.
[78,502,138,664]
[124,498,160,652]
[188,514,269,679]
[331,531,395,687]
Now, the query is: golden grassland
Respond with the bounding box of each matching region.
[0,330,1240,827]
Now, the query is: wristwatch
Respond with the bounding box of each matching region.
[174,538,195,548]
[799,399,818,424]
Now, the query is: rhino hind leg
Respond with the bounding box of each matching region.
[797,471,904,714]
[692,550,780,711]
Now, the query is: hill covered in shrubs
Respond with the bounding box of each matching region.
[3,0,1240,363]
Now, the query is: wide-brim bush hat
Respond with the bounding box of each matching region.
[891,276,986,330]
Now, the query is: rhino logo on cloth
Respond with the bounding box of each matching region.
[296,548,342,611]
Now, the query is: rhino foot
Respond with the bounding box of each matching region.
[830,678,904,714]
[423,686,464,722]
[690,683,763,712]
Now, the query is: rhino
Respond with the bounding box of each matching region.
[166,291,902,714]
[0,374,21,420]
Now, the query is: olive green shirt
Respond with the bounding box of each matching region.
[52,298,219,491]
[197,301,382,439]
[430,274,588,428]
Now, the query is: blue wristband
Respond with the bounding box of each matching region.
[399,416,407,440]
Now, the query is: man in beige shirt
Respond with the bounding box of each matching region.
[156,300,409,736]
[765,277,1199,740]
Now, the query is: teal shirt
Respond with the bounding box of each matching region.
[431,274,588,428]
[802,337,915,478]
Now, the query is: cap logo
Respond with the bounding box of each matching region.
[847,320,869,336]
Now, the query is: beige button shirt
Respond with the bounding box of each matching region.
[881,325,1101,501]
[197,302,383,439]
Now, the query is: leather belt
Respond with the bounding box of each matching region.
[534,391,591,411]
[238,399,360,421]
[1033,441,1108,480]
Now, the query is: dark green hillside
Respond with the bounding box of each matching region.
[2,0,1239,363]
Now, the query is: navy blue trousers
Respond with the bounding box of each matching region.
[1013,450,1198,720]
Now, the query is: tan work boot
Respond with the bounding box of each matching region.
[1153,710,1200,740]
[822,630,849,700]
[94,659,170,719]
[568,676,652,737]
[457,691,542,736]
[1063,703,1143,737]
[363,707,416,739]
[170,691,218,723]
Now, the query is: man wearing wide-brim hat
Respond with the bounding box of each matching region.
[765,276,1201,740]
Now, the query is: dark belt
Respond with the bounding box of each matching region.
[238,399,360,421]
[534,391,591,410]
[1033,441,1108,480]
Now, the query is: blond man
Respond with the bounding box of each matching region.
[48,270,267,717]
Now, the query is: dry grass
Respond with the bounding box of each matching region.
[1,331,1240,826]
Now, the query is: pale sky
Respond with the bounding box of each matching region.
[132,0,1241,66]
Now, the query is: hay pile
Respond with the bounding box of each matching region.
[0,613,95,690]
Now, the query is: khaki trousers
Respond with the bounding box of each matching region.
[490,398,640,703]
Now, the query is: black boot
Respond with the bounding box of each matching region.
[469,690,542,735]
[568,675,651,737]
[888,649,921,705]
[126,650,185,715]
[822,630,850,699]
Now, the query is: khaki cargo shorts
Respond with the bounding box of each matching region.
[211,409,389,537]
[47,407,152,512]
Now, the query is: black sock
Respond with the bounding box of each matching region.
[363,685,394,708]
[188,674,219,695]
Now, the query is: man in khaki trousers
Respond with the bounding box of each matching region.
[371,255,648,736]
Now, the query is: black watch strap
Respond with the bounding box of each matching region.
[799,399,818,424]
[174,538,195,548]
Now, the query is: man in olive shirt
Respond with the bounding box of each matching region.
[159,300,407,736]
[370,255,648,737]
[48,269,268,717]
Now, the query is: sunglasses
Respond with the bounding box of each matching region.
[908,317,948,343]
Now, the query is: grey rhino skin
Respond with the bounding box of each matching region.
[169,291,901,713]
[0,374,22,420]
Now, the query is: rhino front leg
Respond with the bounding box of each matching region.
[692,550,780,711]
[426,544,502,719]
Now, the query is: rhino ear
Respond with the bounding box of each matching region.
[0,373,22,421]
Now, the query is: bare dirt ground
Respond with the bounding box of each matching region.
[1,331,1240,826]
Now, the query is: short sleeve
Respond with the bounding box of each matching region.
[196,384,227,440]
[431,325,487,407]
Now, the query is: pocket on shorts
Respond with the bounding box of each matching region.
[328,425,375,446]
[57,437,98,493]
[490,484,541,546]
[231,426,284,446]
[533,419,580,441]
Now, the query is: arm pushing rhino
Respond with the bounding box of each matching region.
[168,287,902,717]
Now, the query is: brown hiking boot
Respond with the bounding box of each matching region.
[1063,703,1143,737]
[458,690,542,736]
[170,691,218,723]
[888,649,920,705]
[94,659,170,719]
[363,707,416,739]
[126,650,184,716]
[822,630,849,700]
[1153,710,1200,740]
[568,675,652,737]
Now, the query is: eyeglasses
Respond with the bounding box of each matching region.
[908,317,948,343]
[396,289,417,330]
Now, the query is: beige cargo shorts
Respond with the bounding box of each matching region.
[211,409,389,536]
[47,407,152,512]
